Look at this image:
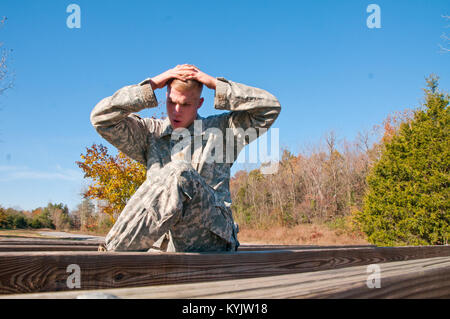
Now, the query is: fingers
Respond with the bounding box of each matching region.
[175,69,195,77]
[173,74,191,81]
[166,64,213,88]
[166,64,203,84]
[174,64,199,72]
[170,67,199,82]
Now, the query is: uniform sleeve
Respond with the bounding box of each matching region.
[90,79,158,165]
[213,77,281,145]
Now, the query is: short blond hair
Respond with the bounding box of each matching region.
[168,78,203,95]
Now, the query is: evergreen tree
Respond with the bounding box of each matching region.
[357,75,449,246]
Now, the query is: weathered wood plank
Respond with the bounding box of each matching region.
[0,245,449,294]
[0,240,375,252]
[2,256,449,299]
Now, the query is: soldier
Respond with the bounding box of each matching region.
[91,64,281,252]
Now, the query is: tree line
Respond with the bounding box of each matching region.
[74,75,448,246]
[230,75,448,245]
[0,199,113,234]
[3,75,446,246]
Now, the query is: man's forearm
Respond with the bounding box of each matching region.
[90,80,158,165]
[214,78,280,112]
[90,81,157,128]
[214,77,281,131]
[196,73,216,90]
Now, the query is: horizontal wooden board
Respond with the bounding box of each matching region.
[2,256,449,299]
[0,239,375,252]
[0,245,449,294]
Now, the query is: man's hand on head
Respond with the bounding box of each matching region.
[149,65,192,90]
[183,64,217,90]
[149,64,217,91]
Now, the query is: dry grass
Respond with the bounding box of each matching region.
[0,229,54,239]
[237,224,369,246]
[1,224,369,246]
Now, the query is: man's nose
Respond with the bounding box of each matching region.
[174,104,181,113]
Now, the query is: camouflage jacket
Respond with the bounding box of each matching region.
[90,77,281,236]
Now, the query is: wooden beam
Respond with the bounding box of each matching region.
[0,238,373,249]
[2,256,449,299]
[0,245,449,294]
[0,239,375,252]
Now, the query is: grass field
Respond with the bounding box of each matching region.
[237,224,369,245]
[0,229,55,239]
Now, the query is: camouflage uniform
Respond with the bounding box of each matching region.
[90,77,281,252]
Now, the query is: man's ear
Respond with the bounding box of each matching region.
[197,97,204,109]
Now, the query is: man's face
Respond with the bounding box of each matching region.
[166,85,203,129]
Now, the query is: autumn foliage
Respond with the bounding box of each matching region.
[230,138,375,231]
[76,144,146,223]
[73,76,448,247]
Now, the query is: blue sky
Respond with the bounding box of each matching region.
[0,0,448,211]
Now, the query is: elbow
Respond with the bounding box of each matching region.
[264,89,281,112]
[90,98,108,128]
[268,108,281,127]
[274,98,281,112]
[90,108,102,129]
[269,96,282,119]
[273,93,282,119]
[268,97,282,125]
[90,108,98,128]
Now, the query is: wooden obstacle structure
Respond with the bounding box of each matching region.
[0,237,449,298]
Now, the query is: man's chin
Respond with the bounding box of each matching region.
[171,121,185,129]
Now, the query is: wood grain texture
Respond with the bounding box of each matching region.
[2,256,449,299]
[0,245,449,294]
[0,239,374,252]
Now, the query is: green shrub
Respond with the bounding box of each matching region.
[4,212,30,229]
[356,75,449,246]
